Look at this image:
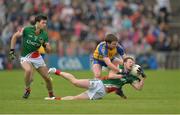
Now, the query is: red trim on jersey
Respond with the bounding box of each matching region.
[101,76,119,93]
[106,87,118,93]
[30,51,40,58]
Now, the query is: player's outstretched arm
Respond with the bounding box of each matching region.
[108,69,124,79]
[9,31,22,60]
[103,57,120,73]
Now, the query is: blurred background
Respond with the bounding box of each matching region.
[0,0,180,70]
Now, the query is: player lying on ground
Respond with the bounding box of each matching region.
[45,56,146,100]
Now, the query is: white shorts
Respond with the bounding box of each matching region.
[20,53,46,69]
[87,79,106,100]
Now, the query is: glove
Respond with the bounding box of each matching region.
[9,49,16,60]
[137,67,146,78]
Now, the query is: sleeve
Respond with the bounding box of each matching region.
[44,32,49,43]
[117,44,125,56]
[98,44,108,57]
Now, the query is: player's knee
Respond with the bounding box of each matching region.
[69,96,76,100]
[72,80,79,86]
[43,76,51,83]
[25,69,32,75]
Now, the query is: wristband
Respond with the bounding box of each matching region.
[10,49,15,51]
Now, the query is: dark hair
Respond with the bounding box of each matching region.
[105,34,118,43]
[123,56,135,62]
[35,14,47,23]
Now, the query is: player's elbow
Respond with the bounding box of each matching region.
[134,85,143,91]
[136,87,143,91]
[11,34,18,41]
[13,31,22,38]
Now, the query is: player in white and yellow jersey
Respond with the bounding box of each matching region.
[92,34,126,79]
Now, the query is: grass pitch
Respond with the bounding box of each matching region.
[0,69,180,114]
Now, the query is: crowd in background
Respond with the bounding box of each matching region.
[0,0,180,70]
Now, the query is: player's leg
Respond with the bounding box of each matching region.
[37,66,55,97]
[48,68,90,89]
[115,88,127,99]
[59,71,90,89]
[61,92,90,100]
[21,61,34,99]
[92,64,102,79]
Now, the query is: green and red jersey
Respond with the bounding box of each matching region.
[102,65,140,93]
[21,26,48,57]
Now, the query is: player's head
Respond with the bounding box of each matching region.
[105,34,118,49]
[35,14,47,29]
[123,56,135,71]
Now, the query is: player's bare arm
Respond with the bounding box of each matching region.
[108,69,123,79]
[103,57,120,72]
[9,30,23,60]
[10,30,22,49]
[122,54,127,59]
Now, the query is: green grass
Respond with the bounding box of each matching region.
[0,69,180,114]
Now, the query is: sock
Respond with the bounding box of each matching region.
[25,87,31,92]
[48,91,54,97]
[55,70,61,75]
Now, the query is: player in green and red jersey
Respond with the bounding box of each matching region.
[45,56,146,100]
[9,14,57,99]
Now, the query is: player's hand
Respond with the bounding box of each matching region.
[117,69,126,75]
[9,49,16,60]
[42,42,47,48]
[117,69,122,73]
[137,67,146,78]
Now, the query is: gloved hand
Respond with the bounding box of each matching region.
[9,49,16,60]
[137,67,146,78]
